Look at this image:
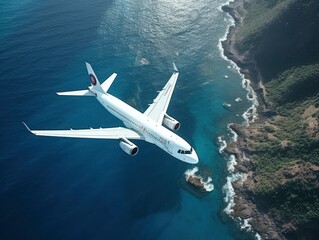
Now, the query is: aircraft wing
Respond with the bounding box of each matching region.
[23,123,143,140]
[144,64,179,123]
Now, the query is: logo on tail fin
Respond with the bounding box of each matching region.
[89,74,97,86]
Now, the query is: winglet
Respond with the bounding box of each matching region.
[22,122,35,135]
[173,62,178,73]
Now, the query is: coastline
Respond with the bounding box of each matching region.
[221,0,268,114]
[220,0,286,239]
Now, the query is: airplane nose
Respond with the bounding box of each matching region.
[192,151,199,164]
[186,149,199,164]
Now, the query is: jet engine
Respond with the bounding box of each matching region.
[119,138,139,156]
[163,114,180,131]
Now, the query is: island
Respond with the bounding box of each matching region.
[222,0,319,239]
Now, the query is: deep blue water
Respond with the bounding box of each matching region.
[1,0,252,239]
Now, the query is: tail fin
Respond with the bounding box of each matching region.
[85,62,105,93]
[56,62,116,96]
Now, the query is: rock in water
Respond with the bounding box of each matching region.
[184,167,214,192]
[235,97,242,103]
[187,175,205,191]
[223,103,232,109]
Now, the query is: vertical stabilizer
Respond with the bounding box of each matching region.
[85,62,105,93]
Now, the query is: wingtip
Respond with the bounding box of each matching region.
[22,122,34,134]
[173,62,178,73]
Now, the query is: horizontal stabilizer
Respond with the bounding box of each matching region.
[56,89,95,96]
[101,73,117,93]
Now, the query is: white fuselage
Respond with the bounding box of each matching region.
[94,90,198,164]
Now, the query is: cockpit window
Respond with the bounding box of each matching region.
[178,148,193,155]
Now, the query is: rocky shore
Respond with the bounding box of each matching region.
[225,123,287,239]
[221,0,269,112]
[221,0,319,239]
[221,1,287,239]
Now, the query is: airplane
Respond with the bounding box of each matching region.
[23,62,199,164]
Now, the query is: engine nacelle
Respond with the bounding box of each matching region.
[163,114,180,131]
[119,138,139,156]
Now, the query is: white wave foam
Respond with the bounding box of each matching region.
[241,78,259,125]
[218,1,261,237]
[203,177,214,192]
[218,136,227,153]
[241,218,252,231]
[222,172,245,215]
[184,167,214,192]
[217,8,234,62]
[237,216,263,240]
[227,124,238,142]
[255,233,262,240]
[222,153,262,239]
[217,1,232,13]
[185,166,199,178]
[227,155,237,172]
[217,2,259,126]
[238,218,263,240]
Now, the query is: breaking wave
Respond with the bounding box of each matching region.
[222,172,246,215]
[226,154,237,172]
[227,124,238,142]
[218,1,262,239]
[217,136,227,153]
[184,167,214,192]
[217,1,259,125]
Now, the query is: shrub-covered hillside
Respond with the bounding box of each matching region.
[233,0,319,238]
[237,0,319,82]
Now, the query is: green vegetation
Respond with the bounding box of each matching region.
[236,0,296,52]
[234,0,319,231]
[236,0,319,82]
[259,179,319,225]
[267,64,319,105]
[250,97,319,224]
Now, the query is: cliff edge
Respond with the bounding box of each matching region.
[222,0,319,239]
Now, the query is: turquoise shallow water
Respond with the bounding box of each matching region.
[1,0,252,239]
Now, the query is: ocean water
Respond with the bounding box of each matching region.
[1,0,252,239]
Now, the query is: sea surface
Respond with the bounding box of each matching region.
[1,0,252,239]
